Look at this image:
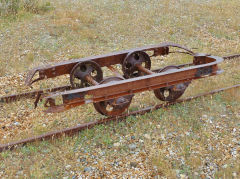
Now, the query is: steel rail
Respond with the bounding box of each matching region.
[0,85,70,103]
[0,84,239,152]
[223,54,240,60]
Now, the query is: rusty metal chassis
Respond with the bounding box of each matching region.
[39,49,223,113]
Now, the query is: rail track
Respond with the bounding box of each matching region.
[0,49,239,152]
[0,83,239,152]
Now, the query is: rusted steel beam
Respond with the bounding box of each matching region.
[44,55,223,113]
[25,42,194,86]
[0,84,239,153]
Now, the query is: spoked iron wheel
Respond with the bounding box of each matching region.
[70,61,103,88]
[93,77,134,116]
[154,66,190,102]
[122,51,151,78]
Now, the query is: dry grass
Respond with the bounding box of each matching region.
[0,0,240,178]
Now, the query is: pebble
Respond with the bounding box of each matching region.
[65,165,71,170]
[194,172,198,176]
[232,172,237,177]
[113,142,121,147]
[84,167,92,172]
[202,114,208,119]
[175,169,180,175]
[13,122,20,126]
[130,162,138,168]
[113,161,119,167]
[129,144,137,150]
[16,171,23,175]
[222,164,228,168]
[131,136,135,140]
[180,174,186,179]
[78,157,86,163]
[144,134,151,140]
[161,134,165,140]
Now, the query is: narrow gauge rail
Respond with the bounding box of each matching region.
[0,84,239,152]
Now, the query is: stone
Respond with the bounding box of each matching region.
[232,172,237,177]
[222,164,228,168]
[130,162,138,168]
[16,171,23,175]
[65,165,71,170]
[84,167,92,172]
[129,144,137,150]
[180,174,186,179]
[113,161,119,166]
[131,136,135,140]
[79,157,86,162]
[113,142,121,147]
[144,134,151,140]
[13,122,20,126]
[185,132,190,136]
[202,114,208,119]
